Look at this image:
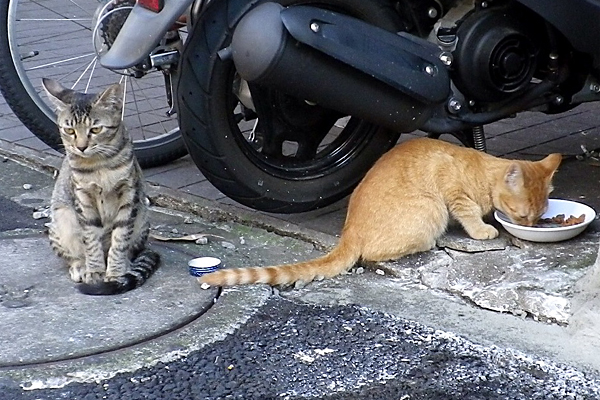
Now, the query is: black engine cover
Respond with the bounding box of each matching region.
[518,0,600,61]
[453,6,544,103]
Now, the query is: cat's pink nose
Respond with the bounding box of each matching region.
[77,145,87,152]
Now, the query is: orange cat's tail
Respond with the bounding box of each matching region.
[199,238,360,287]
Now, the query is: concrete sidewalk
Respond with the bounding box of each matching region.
[3,99,600,397]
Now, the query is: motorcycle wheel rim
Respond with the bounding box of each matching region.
[224,69,385,181]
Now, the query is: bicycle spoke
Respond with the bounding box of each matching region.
[66,0,95,16]
[80,56,98,92]
[128,77,148,141]
[18,18,89,21]
[126,75,173,139]
[26,53,95,71]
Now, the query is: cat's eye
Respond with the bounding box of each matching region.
[90,127,103,134]
[63,128,75,135]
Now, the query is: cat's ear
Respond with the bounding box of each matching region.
[540,153,562,173]
[504,163,524,191]
[93,83,124,111]
[41,78,71,111]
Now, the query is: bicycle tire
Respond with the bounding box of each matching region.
[0,0,187,168]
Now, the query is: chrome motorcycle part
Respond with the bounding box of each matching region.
[447,98,462,114]
[177,0,404,213]
[439,52,453,66]
[0,0,187,168]
[150,50,180,68]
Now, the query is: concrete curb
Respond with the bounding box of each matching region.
[0,139,61,174]
[147,186,338,253]
[0,139,338,252]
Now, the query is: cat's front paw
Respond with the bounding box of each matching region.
[82,271,105,285]
[469,224,499,240]
[69,264,86,283]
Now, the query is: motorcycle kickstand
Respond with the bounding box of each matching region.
[163,70,176,117]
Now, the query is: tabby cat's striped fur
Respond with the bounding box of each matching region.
[43,78,160,295]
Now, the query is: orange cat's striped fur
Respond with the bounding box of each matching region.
[201,138,561,287]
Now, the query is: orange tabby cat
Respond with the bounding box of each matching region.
[201,137,561,287]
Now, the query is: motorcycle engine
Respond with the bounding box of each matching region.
[452,6,544,103]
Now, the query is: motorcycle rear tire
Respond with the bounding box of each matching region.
[0,0,187,168]
[178,0,402,213]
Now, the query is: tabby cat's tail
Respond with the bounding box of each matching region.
[77,249,161,295]
[199,237,361,287]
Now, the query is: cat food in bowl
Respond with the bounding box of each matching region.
[494,199,595,242]
[188,257,221,277]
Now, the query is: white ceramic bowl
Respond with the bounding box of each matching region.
[494,199,596,243]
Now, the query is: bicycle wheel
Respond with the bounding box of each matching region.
[0,0,187,168]
[177,0,402,213]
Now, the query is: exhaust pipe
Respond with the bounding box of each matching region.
[230,3,451,133]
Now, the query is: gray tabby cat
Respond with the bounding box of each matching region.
[42,78,160,295]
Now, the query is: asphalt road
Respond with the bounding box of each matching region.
[1,296,599,400]
[0,196,41,232]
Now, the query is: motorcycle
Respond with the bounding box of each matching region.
[0,0,188,167]
[6,0,600,212]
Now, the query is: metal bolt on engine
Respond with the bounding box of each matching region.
[448,98,462,113]
[439,52,453,66]
[310,22,320,33]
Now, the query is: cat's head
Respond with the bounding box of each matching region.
[42,78,125,159]
[493,153,562,226]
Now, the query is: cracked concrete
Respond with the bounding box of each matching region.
[380,224,600,324]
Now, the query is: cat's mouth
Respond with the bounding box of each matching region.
[72,146,99,158]
[516,220,536,227]
[74,149,91,157]
[496,211,536,227]
[509,216,537,227]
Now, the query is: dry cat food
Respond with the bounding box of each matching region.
[535,213,585,228]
